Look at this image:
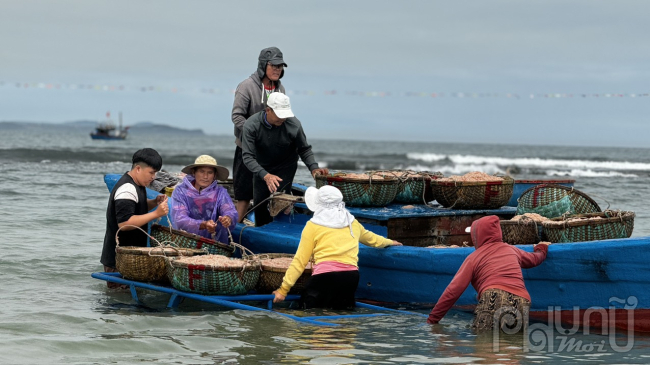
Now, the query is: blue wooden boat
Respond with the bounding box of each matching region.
[104,174,650,333]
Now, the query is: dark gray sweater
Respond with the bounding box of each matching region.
[241,111,319,179]
[231,73,285,147]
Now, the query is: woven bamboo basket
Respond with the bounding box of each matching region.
[150,224,235,256]
[430,176,514,209]
[314,172,399,207]
[115,245,206,282]
[374,170,443,204]
[541,210,635,243]
[255,253,313,294]
[500,219,541,245]
[268,194,304,217]
[167,255,261,295]
[516,184,601,219]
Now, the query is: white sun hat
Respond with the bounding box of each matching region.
[267,92,294,119]
[305,185,355,236]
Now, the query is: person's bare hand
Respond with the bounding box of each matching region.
[538,241,551,246]
[263,173,282,193]
[391,240,403,246]
[311,168,329,178]
[272,290,286,303]
[155,196,168,217]
[155,194,166,204]
[218,216,232,227]
[205,220,217,233]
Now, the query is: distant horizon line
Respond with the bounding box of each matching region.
[1,119,647,150]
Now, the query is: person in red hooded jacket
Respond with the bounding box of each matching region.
[427,215,550,332]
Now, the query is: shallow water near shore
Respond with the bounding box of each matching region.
[2,127,650,364]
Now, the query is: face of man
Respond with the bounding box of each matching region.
[266,108,286,127]
[132,164,157,186]
[265,63,283,82]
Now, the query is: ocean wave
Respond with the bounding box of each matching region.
[546,169,638,178]
[402,164,505,175]
[407,153,650,171]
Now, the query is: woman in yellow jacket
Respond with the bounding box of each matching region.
[273,185,402,309]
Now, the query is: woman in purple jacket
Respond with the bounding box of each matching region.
[171,155,238,243]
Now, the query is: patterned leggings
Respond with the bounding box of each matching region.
[472,288,530,333]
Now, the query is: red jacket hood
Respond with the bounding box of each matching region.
[470,215,503,249]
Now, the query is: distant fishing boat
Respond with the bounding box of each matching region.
[90,112,128,140]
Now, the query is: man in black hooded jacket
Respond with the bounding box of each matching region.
[231,47,287,222]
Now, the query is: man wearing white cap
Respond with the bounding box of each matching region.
[241,92,328,226]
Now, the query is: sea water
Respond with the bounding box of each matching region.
[1,125,650,364]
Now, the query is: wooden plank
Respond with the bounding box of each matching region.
[387,214,489,238]
[386,213,514,247]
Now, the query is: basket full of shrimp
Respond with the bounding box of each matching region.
[430,172,514,210]
[255,253,313,294]
[167,254,261,295]
[314,171,400,207]
[541,210,635,243]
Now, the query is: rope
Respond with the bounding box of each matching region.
[241,181,291,220]
[584,192,611,210]
[222,226,262,272]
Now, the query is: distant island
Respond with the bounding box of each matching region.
[0,120,205,135]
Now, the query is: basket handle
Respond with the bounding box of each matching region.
[115,224,181,253]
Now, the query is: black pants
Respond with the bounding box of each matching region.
[252,163,296,227]
[300,270,359,310]
[233,146,254,201]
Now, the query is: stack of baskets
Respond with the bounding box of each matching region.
[255,253,312,294]
[542,210,635,243]
[430,176,515,209]
[150,224,235,256]
[314,172,400,207]
[516,184,601,218]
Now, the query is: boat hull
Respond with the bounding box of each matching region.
[234,220,650,332]
[91,133,127,140]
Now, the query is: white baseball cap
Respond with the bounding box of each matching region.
[267,92,294,119]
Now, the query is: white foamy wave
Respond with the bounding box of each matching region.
[405,153,448,162]
[404,164,505,175]
[547,169,638,178]
[407,153,650,171]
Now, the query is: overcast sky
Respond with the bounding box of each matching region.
[1,0,649,147]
